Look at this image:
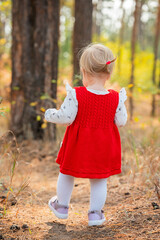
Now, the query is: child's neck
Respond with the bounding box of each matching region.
[87,82,106,91]
[83,72,109,91]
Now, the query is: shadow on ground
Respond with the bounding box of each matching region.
[43,221,118,240]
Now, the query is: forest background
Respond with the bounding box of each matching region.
[0,0,160,239]
[0,0,160,137]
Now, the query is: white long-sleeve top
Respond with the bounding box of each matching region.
[44,83,127,127]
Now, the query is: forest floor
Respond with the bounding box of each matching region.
[0,139,160,240]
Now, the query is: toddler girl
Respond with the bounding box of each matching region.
[44,43,127,226]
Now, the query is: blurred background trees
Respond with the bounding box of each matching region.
[11,0,59,140]
[151,0,160,116]
[0,0,159,140]
[73,0,92,86]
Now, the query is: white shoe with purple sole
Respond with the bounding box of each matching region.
[88,210,106,226]
[48,196,69,219]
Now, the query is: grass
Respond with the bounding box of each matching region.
[119,120,160,202]
[0,130,30,217]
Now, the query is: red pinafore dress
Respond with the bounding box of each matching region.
[56,86,121,179]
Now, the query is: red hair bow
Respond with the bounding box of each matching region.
[106,61,111,65]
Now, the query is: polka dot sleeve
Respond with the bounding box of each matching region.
[44,83,78,125]
[114,88,127,127]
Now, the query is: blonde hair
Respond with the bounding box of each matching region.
[79,43,116,75]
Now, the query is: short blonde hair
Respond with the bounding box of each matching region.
[79,43,116,75]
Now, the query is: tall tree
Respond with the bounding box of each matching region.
[137,0,145,50]
[73,0,93,86]
[118,0,125,75]
[151,0,160,116]
[11,0,59,140]
[92,0,102,41]
[129,0,140,120]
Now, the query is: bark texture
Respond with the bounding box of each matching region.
[11,0,60,140]
[73,0,93,86]
[118,0,125,75]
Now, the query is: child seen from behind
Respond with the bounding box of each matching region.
[45,43,127,226]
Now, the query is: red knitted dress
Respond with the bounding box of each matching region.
[56,86,121,179]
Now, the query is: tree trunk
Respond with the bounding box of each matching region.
[11,0,24,137]
[92,0,102,41]
[138,0,145,50]
[73,0,93,86]
[151,0,160,117]
[118,0,125,75]
[129,0,140,120]
[11,0,60,140]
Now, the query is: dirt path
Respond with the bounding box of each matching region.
[0,141,160,240]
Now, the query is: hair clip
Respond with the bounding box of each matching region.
[106,57,117,65]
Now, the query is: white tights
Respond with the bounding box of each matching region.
[57,172,107,211]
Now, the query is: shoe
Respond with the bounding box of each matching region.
[48,196,69,219]
[88,210,106,226]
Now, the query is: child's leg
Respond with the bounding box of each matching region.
[57,172,74,206]
[89,178,107,211]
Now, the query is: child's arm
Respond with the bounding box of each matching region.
[114,88,127,127]
[44,83,78,125]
